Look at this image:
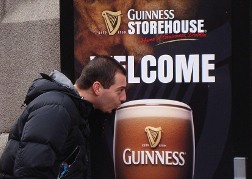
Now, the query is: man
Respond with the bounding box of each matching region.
[0,55,127,179]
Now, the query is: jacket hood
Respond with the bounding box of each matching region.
[24,70,80,105]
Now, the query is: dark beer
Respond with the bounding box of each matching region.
[114,99,194,179]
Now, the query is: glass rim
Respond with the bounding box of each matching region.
[117,99,191,111]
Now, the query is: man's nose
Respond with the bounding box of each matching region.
[120,90,127,102]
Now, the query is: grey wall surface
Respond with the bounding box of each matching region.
[0,0,60,135]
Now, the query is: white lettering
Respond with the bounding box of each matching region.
[110,54,215,84]
[158,55,173,83]
[141,55,156,83]
[202,54,215,82]
[123,148,131,165]
[127,20,205,35]
[122,149,186,166]
[176,55,200,83]
[127,56,140,83]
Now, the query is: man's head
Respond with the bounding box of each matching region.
[75,55,127,113]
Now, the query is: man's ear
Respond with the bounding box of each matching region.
[92,81,102,95]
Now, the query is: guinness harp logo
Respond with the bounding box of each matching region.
[102,10,122,35]
[145,126,162,148]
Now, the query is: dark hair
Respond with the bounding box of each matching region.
[76,55,127,89]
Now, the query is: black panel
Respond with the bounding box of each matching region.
[231,0,251,178]
[60,0,75,83]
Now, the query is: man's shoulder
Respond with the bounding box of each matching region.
[25,91,83,126]
[28,91,78,111]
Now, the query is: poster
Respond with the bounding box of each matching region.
[59,0,249,178]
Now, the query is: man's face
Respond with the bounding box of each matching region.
[96,72,127,113]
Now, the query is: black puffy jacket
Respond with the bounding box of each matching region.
[0,71,93,179]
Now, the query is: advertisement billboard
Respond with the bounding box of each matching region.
[60,0,251,178]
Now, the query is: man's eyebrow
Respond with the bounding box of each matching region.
[117,86,126,90]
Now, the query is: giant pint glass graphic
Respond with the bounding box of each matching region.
[114,99,195,179]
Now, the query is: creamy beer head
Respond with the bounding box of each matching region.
[114,99,195,179]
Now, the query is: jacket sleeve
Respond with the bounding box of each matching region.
[13,103,72,178]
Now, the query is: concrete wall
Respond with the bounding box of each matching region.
[0,0,60,154]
